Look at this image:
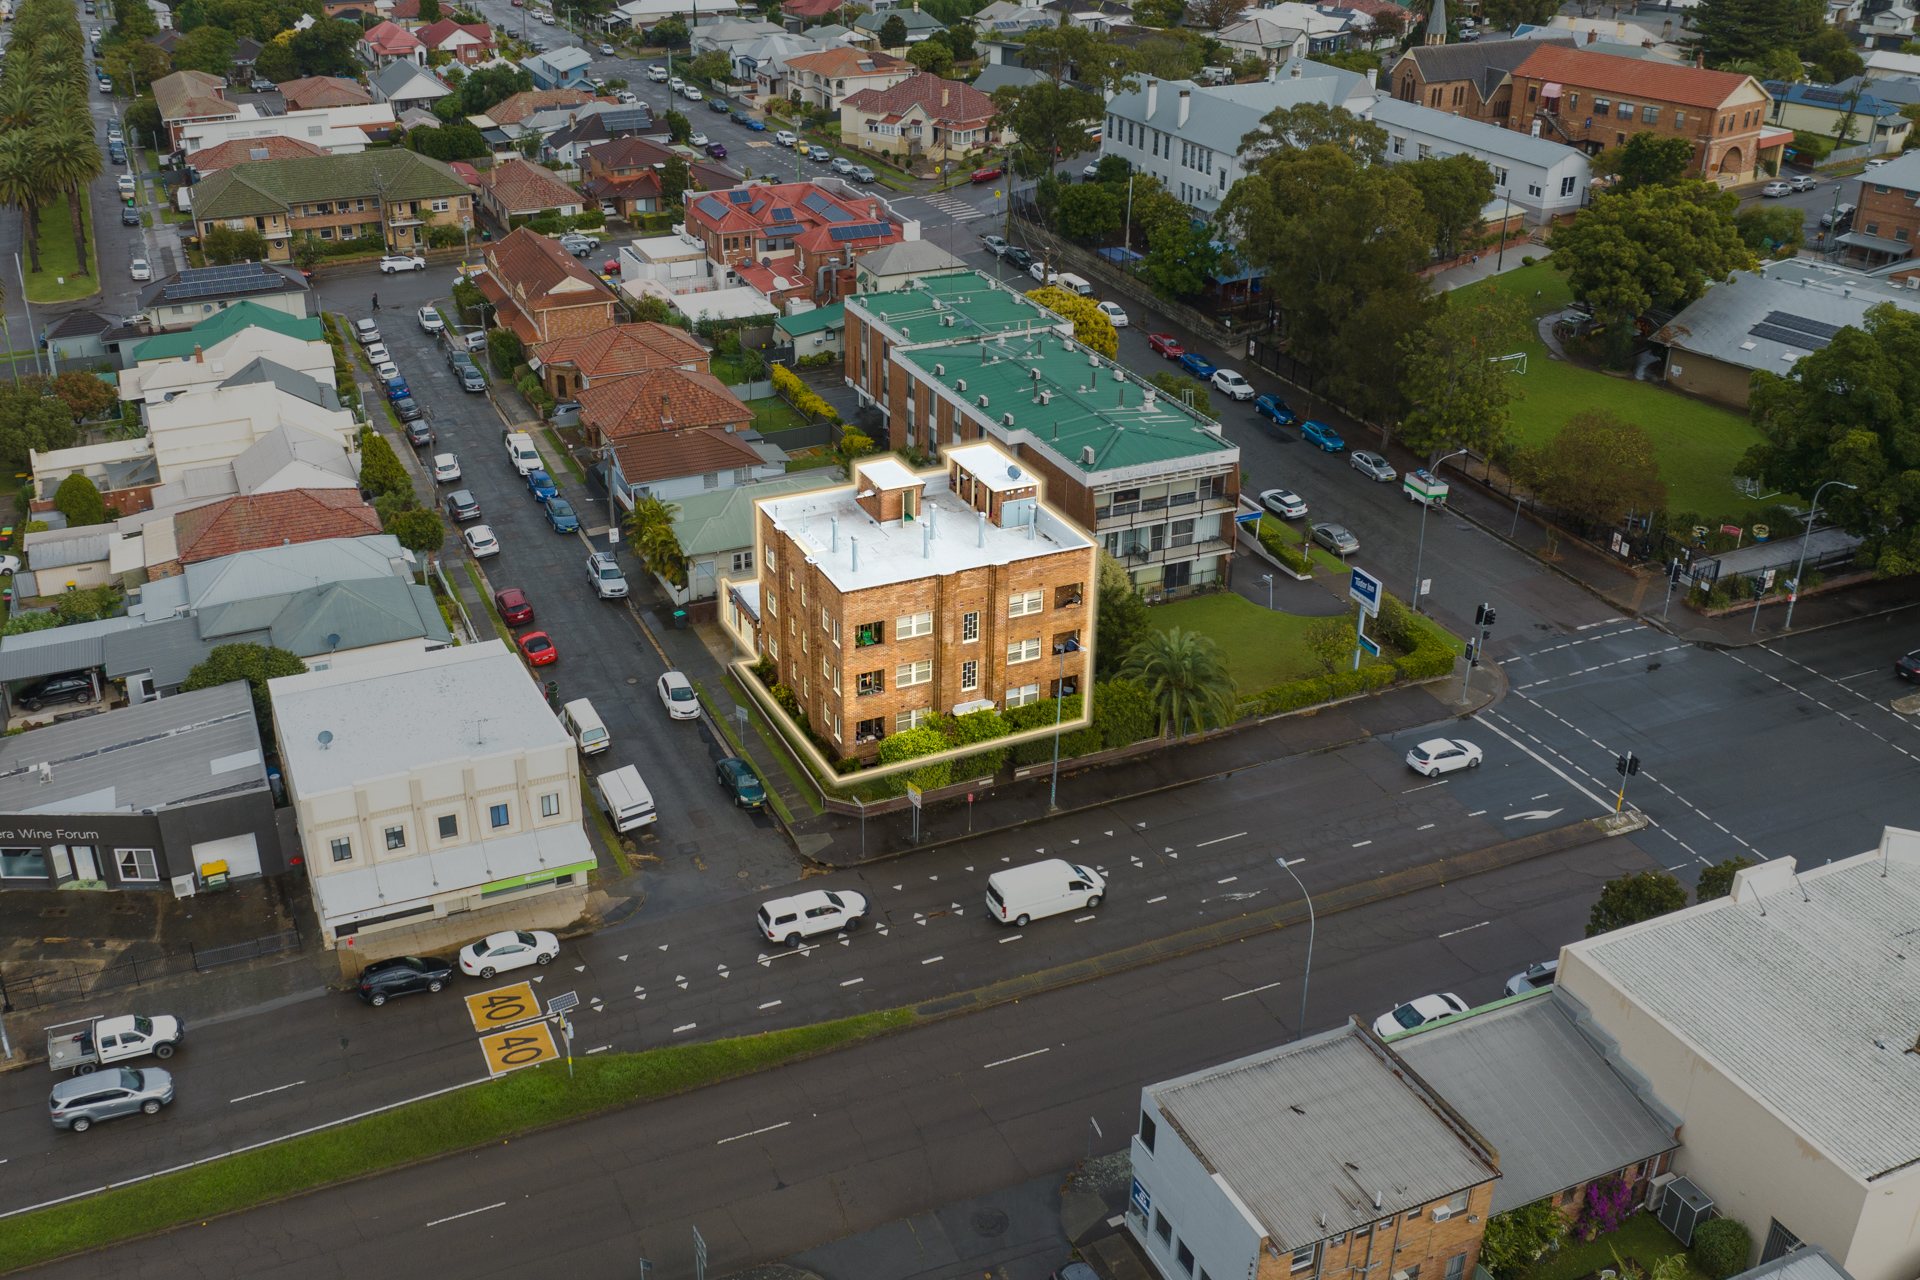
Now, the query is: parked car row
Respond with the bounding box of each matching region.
[756,857,1105,950]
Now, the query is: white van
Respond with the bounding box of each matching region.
[560,698,609,755]
[1055,272,1094,297]
[592,764,656,831]
[503,431,541,475]
[984,858,1106,927]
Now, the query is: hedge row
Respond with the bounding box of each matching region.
[1239,594,1457,717]
[1257,520,1314,576]
[771,363,840,423]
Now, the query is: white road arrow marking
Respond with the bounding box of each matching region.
[1503,808,1566,821]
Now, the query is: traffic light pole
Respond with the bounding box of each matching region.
[1614,752,1640,813]
[1462,603,1495,705]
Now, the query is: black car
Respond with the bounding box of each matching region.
[446,489,481,522]
[108,150,125,165]
[404,417,433,443]
[120,206,140,226]
[730,108,753,125]
[716,756,766,809]
[708,95,730,112]
[394,397,425,424]
[356,955,456,1006]
[16,671,95,712]
[1003,246,1033,271]
[1898,649,1920,681]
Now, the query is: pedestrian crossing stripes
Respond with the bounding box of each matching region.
[920,193,990,222]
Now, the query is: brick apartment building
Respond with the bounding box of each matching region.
[190,150,473,260]
[1840,148,1920,264]
[844,271,1242,598]
[1389,37,1578,123]
[751,443,1095,759]
[476,227,624,345]
[1504,44,1780,184]
[684,181,905,299]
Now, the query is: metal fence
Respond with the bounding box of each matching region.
[0,927,302,1013]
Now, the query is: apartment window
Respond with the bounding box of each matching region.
[116,848,158,881]
[1009,590,1043,617]
[1529,183,1545,197]
[1139,1110,1156,1151]
[856,715,885,744]
[1866,222,1881,236]
[1446,1257,1467,1280]
[1416,142,1432,160]
[896,659,932,687]
[1436,1190,1469,1219]
[1391,134,1404,155]
[1560,175,1576,197]
[431,198,450,212]
[1641,104,1659,124]
[330,837,353,862]
[1899,227,1911,242]
[897,611,933,638]
[1617,101,1634,119]
[1170,519,1195,548]
[438,814,459,839]
[961,611,979,642]
[1007,683,1040,708]
[1594,98,1610,115]
[1007,637,1041,663]
[894,706,931,733]
[961,659,978,691]
[1675,111,1687,127]
[490,803,510,828]
[385,826,406,850]
[541,792,561,818]
[857,669,885,696]
[1155,1211,1173,1245]
[1492,165,1508,186]
[1876,183,1891,194]
[703,472,719,490]
[765,546,776,572]
[768,636,779,659]
[1292,1246,1317,1273]
[731,549,754,573]
[1178,1241,1197,1275]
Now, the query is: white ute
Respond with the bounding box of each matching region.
[47,1013,184,1075]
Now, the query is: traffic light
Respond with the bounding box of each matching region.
[1615,753,1640,777]
[1464,640,1478,667]
[1475,603,1497,628]
[1668,558,1685,585]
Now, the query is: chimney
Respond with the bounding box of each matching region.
[193,345,203,363]
[1178,89,1191,127]
[1366,67,1377,88]
[1696,52,1704,67]
[1146,78,1158,119]
[922,519,930,558]
[942,86,949,108]
[1290,61,1301,79]
[1587,28,1596,41]
[830,515,839,551]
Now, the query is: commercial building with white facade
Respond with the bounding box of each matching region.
[1365,94,1592,217]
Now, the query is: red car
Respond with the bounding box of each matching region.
[970,165,1004,183]
[518,631,557,666]
[1148,333,1185,359]
[495,587,533,626]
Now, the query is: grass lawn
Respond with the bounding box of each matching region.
[1455,261,1768,518]
[21,200,99,303]
[0,1010,909,1272]
[786,448,842,473]
[709,672,810,821]
[710,352,763,385]
[1145,591,1341,692]
[748,395,807,434]
[1522,1213,1692,1280]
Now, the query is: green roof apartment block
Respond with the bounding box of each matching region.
[131,300,326,364]
[847,271,1241,598]
[190,150,476,262]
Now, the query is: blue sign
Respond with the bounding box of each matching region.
[1349,567,1382,615]
[1235,508,1263,526]
[1130,1177,1152,1218]
[1357,631,1380,657]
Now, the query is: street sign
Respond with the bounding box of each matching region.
[547,990,581,1016]
[906,782,923,810]
[1130,1178,1152,1218]
[1357,631,1381,657]
[464,982,540,1032]
[1419,578,1431,598]
[1235,508,1262,526]
[1348,567,1382,615]
[478,1021,559,1076]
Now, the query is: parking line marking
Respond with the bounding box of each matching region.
[759,999,783,1009]
[1147,895,1167,903]
[998,933,1023,943]
[840,977,866,987]
[1217,876,1239,884]
[673,1023,697,1034]
[230,1080,305,1105]
[984,1048,1051,1068]
[717,1120,791,1145]
[587,1045,612,1054]
[1223,981,1285,1002]
[1075,914,1097,922]
[427,1203,506,1227]
[1417,823,1435,831]
[922,955,944,964]
[1196,832,1246,847]
[1352,840,1372,847]
[1438,921,1491,939]
[1468,809,1487,816]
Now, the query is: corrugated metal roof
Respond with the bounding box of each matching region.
[26,528,114,571]
[102,614,223,689]
[1657,261,1920,371]
[1390,992,1678,1212]
[0,680,264,812]
[1149,1024,1498,1249]
[0,616,146,683]
[1736,1247,1857,1280]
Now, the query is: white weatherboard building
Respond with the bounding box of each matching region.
[269,642,593,958]
[1364,94,1592,217]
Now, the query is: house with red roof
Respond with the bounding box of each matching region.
[186,135,332,176]
[358,20,426,69]
[474,156,586,225]
[171,490,382,568]
[838,73,1002,164]
[684,180,905,298]
[580,136,728,213]
[276,76,373,112]
[607,427,783,505]
[1503,44,1778,185]
[153,70,237,151]
[782,0,844,21]
[529,322,710,401]
[477,227,622,345]
[576,366,752,446]
[416,18,495,65]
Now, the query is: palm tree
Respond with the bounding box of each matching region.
[0,131,50,273]
[622,494,686,586]
[1120,627,1239,739]
[40,122,101,275]
[0,76,39,135]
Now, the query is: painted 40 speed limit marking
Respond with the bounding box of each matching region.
[465,982,540,1032]
[478,1022,560,1076]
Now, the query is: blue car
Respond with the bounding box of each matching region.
[1300,420,1346,452]
[526,469,558,503]
[745,118,767,131]
[384,376,410,401]
[1178,351,1216,379]
[544,497,580,533]
[1254,394,1295,426]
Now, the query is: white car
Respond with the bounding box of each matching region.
[354,317,381,345]
[116,173,135,193]
[1096,300,1128,327]
[1212,369,1255,401]
[463,524,501,558]
[1373,992,1467,1039]
[375,359,400,380]
[364,343,391,364]
[1351,450,1396,482]
[459,929,561,978]
[1029,260,1059,284]
[648,65,669,82]
[1258,487,1306,519]
[615,90,637,105]
[688,131,708,147]
[597,41,615,53]
[758,888,872,946]
[656,670,699,720]
[981,233,1007,256]
[683,85,703,101]
[432,452,461,482]
[129,256,150,280]
[1867,156,1890,168]
[0,553,19,575]
[1505,960,1559,997]
[667,75,684,91]
[774,129,797,147]
[417,306,444,334]
[378,254,426,274]
[1404,737,1483,777]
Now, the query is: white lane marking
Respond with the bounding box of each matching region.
[1147,895,1167,903]
[1438,921,1490,939]
[1531,793,1550,800]
[1352,840,1372,847]
[1504,808,1565,821]
[1196,832,1247,847]
[673,1023,697,1034]
[427,1203,506,1227]
[587,1045,612,1054]
[230,1080,306,1104]
[1216,876,1239,884]
[717,1120,792,1146]
[1473,714,1614,812]
[1468,809,1487,816]
[1402,779,1448,793]
[841,977,865,986]
[1223,981,1285,1002]
[1417,823,1435,831]
[984,1048,1051,1068]
[922,955,944,964]
[1074,914,1097,922]
[998,934,1023,943]
[759,999,783,1010]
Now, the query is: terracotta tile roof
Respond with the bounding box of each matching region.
[734,260,814,296]
[583,169,662,201]
[1511,43,1758,110]
[389,0,419,17]
[791,218,901,254]
[614,427,767,486]
[481,227,618,343]
[783,47,909,79]
[685,179,898,242]
[154,70,233,123]
[362,20,424,54]
[276,75,371,111]
[841,72,995,125]
[188,135,331,174]
[418,18,494,48]
[476,155,584,214]
[532,322,709,382]
[488,88,598,125]
[173,490,382,564]
[783,0,842,16]
[578,366,751,440]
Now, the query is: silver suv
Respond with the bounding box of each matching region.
[587,551,628,598]
[51,1067,173,1132]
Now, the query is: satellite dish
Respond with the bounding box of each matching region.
[326,633,340,651]
[317,730,333,749]
[1007,464,1022,480]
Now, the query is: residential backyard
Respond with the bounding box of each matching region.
[1456,260,1772,518]
[1520,1212,1692,1280]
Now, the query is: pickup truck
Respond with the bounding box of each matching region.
[48,1013,183,1075]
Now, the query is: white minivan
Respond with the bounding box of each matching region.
[561,698,609,755]
[503,431,541,475]
[985,858,1106,927]
[1054,272,1094,297]
[592,764,656,831]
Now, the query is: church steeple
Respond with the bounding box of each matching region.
[1423,0,1447,45]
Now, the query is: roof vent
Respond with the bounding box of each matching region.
[317,730,333,750]
[1001,412,1015,426]
[1113,368,1125,381]
[1006,464,1022,479]
[1038,390,1053,405]
[934,363,945,375]
[1088,353,1100,366]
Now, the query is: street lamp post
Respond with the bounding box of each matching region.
[1262,573,1273,610]
[1410,447,1469,614]
[1783,479,1857,631]
[1047,636,1083,811]
[1275,856,1314,1039]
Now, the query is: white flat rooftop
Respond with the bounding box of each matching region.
[945,443,1033,493]
[853,456,918,492]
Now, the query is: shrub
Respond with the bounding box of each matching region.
[358,427,412,498]
[1692,1218,1752,1280]
[1257,520,1314,575]
[797,352,837,369]
[749,655,777,687]
[771,362,840,422]
[488,328,525,379]
[1093,679,1156,750]
[1521,255,1536,266]
[1571,1174,1635,1241]
[1480,1199,1566,1280]
[769,682,801,719]
[53,473,107,527]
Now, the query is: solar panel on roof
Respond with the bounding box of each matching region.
[162,262,284,301]
[1755,310,1843,341]
[696,195,729,219]
[729,190,752,204]
[802,190,855,223]
[773,206,794,220]
[1801,87,1847,104]
[830,222,891,241]
[748,200,764,214]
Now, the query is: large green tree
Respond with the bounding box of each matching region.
[1054,181,1120,240]
[990,79,1102,177]
[169,23,236,74]
[1119,627,1238,737]
[1238,101,1386,167]
[1742,303,1920,575]
[1397,286,1532,464]
[1689,0,1802,67]
[1018,24,1138,95]
[1515,408,1669,526]
[1401,151,1494,258]
[1586,869,1689,936]
[1596,130,1698,189]
[1094,551,1147,680]
[53,472,106,526]
[877,13,907,47]
[181,643,308,745]
[1142,217,1223,299]
[288,18,363,76]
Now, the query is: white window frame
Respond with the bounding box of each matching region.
[115,847,159,881]
[541,792,561,818]
[962,610,979,641]
[897,610,933,638]
[1009,589,1043,617]
[384,825,406,850]
[330,836,353,862]
[1007,636,1041,664]
[1006,683,1040,708]
[896,658,932,687]
[961,659,978,691]
[894,706,931,732]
